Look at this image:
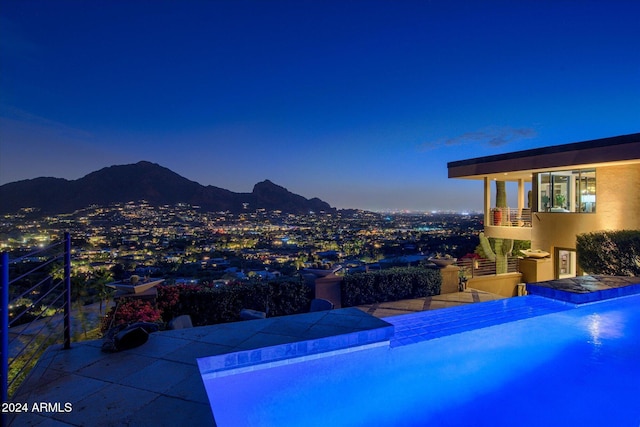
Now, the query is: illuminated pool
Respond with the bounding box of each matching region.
[201,294,640,426]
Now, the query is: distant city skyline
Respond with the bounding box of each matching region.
[1,1,639,211]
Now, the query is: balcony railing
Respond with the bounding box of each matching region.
[489,208,532,227]
[1,233,72,403]
[458,256,520,277]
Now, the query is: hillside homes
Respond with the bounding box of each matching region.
[448,132,640,285]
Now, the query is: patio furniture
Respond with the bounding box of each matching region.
[168,314,193,330]
[240,308,267,320]
[310,298,334,312]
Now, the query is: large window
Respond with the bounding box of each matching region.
[538,169,596,213]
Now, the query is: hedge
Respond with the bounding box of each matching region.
[576,230,640,276]
[156,279,313,327]
[340,266,441,307]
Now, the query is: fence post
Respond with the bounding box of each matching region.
[2,252,9,404]
[63,232,72,350]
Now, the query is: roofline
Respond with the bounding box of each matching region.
[448,133,640,178]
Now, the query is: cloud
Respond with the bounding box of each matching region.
[421,126,537,150]
[0,105,94,140]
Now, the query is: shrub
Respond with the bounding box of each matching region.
[101,299,162,332]
[266,280,313,317]
[341,266,441,307]
[102,278,313,332]
[156,284,181,313]
[157,279,312,327]
[576,230,640,276]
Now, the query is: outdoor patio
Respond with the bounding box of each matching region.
[7,306,394,427]
[6,289,496,426]
[7,277,640,426]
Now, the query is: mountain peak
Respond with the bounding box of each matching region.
[252,179,286,193]
[251,180,332,213]
[0,162,335,214]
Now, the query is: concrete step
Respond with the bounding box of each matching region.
[387,295,572,346]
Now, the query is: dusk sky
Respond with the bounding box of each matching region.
[1,1,638,212]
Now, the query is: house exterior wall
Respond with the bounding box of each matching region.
[466,272,523,297]
[597,164,640,229]
[530,163,640,277]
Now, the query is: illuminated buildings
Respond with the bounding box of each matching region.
[448,132,640,282]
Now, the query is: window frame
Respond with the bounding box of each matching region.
[536,168,596,213]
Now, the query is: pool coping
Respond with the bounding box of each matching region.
[197,307,394,378]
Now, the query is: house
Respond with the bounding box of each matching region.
[448,132,640,287]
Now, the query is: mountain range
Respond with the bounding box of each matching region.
[0,161,335,215]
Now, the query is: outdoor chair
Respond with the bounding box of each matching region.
[167,314,193,330]
[240,308,267,320]
[309,298,334,312]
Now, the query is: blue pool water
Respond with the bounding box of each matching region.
[202,294,640,426]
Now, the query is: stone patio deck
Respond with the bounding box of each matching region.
[8,278,640,426]
[6,308,392,427]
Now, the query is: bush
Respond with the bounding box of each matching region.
[266,280,314,317]
[156,279,312,327]
[341,266,441,307]
[576,230,640,276]
[101,299,162,332]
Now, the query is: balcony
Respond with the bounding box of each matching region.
[484,207,532,241]
[458,256,520,277]
[458,257,524,297]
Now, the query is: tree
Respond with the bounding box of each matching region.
[87,269,114,314]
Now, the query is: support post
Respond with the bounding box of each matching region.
[63,232,72,349]
[518,178,525,225]
[484,177,491,226]
[1,252,9,403]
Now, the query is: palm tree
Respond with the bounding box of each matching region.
[88,269,115,315]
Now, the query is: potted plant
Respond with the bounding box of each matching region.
[555,194,566,209]
[492,207,503,226]
[541,195,550,210]
[428,253,457,267]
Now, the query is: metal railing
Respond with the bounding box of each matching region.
[457,256,520,278]
[1,232,72,402]
[489,208,532,227]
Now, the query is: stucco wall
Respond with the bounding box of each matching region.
[467,273,522,297]
[530,163,640,277]
[440,265,459,294]
[598,164,640,229]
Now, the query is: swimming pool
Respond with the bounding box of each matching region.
[201,294,640,426]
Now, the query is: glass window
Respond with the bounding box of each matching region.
[576,170,596,213]
[537,169,595,213]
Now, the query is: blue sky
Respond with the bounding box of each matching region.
[1,0,638,211]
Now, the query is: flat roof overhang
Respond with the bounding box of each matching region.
[448,133,640,180]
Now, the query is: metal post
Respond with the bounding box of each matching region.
[63,232,72,349]
[2,252,9,403]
